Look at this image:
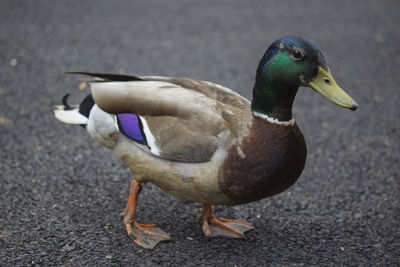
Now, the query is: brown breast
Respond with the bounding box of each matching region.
[218,116,307,205]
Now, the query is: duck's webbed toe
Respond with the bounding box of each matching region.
[123,179,170,249]
[199,204,254,238]
[126,222,170,249]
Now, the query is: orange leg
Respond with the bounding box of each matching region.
[123,179,170,249]
[199,204,254,238]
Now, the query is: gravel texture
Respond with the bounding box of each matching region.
[1,0,399,266]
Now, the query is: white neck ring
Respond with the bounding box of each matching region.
[252,111,295,126]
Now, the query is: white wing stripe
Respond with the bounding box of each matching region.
[139,116,161,156]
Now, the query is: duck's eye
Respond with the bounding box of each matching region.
[290,49,305,60]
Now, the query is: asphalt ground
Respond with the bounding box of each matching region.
[1,0,399,266]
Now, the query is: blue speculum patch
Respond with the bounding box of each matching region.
[117,113,148,145]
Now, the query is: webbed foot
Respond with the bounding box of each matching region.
[199,204,254,238]
[123,179,170,249]
[125,222,170,249]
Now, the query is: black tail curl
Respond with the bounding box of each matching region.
[62,94,74,110]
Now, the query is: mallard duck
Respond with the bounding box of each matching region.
[54,36,358,249]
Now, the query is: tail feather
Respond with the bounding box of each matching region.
[54,94,94,125]
[54,106,88,124]
[63,71,143,81]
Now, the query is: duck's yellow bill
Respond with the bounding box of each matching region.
[308,66,358,111]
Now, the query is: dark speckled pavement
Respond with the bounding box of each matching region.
[1,0,399,265]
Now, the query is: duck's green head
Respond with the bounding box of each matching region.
[252,36,358,122]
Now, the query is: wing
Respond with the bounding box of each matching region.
[68,72,251,162]
[89,80,232,162]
